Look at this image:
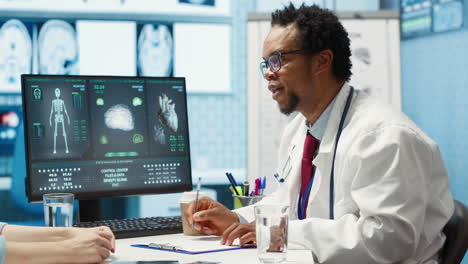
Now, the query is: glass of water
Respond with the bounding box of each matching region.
[255,204,289,263]
[43,193,74,227]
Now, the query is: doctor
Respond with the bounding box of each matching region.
[188,3,454,263]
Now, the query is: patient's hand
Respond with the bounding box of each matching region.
[62,226,115,263]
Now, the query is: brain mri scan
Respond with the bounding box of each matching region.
[0,19,32,92]
[38,20,79,75]
[348,31,377,97]
[353,47,371,66]
[138,24,173,77]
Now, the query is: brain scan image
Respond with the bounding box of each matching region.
[347,29,388,100]
[137,24,173,77]
[38,20,79,75]
[353,47,371,66]
[348,32,373,75]
[104,104,135,132]
[0,19,32,92]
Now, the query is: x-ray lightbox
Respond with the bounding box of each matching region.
[173,23,231,94]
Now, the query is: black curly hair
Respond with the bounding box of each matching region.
[271,3,352,81]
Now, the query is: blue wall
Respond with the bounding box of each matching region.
[401,2,468,207]
[401,2,468,262]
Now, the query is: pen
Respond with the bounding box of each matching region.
[229,172,239,187]
[259,176,266,195]
[149,243,182,251]
[254,178,260,196]
[192,177,202,229]
[225,172,240,196]
[243,180,249,196]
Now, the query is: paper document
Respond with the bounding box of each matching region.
[132,235,253,255]
[149,235,240,252]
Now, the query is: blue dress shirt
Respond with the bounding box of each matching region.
[306,97,336,140]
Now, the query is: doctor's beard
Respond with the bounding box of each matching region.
[279,90,299,116]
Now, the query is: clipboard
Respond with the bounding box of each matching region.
[131,235,255,255]
[131,244,253,255]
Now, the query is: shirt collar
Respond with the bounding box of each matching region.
[306,96,337,141]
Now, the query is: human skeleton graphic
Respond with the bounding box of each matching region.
[49,88,70,154]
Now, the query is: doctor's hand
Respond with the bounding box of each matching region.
[267,218,287,252]
[221,221,256,247]
[186,197,240,235]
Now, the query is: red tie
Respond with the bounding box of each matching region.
[300,133,320,217]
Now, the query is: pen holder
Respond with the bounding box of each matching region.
[232,195,264,209]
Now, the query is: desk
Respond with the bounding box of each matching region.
[112,233,314,263]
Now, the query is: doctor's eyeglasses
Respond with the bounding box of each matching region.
[259,49,312,79]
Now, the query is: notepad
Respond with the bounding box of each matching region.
[131,235,254,255]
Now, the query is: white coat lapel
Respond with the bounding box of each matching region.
[288,122,308,219]
[307,84,352,217]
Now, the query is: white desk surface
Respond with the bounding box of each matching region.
[110,233,314,264]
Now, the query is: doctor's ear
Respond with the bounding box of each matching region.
[312,49,333,76]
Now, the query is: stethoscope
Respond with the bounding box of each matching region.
[297,87,354,220]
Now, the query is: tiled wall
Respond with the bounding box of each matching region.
[187,95,246,170]
[187,0,252,173]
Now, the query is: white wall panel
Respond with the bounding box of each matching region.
[77,20,136,76]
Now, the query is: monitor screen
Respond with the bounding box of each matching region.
[21,75,192,202]
[400,0,463,39]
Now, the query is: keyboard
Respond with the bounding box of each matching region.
[74,216,183,239]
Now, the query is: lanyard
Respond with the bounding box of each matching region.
[298,166,316,220]
[297,87,354,220]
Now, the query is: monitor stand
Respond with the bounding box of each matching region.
[78,199,101,222]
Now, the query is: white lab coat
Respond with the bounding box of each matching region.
[236,84,454,263]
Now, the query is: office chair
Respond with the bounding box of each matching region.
[440,200,468,264]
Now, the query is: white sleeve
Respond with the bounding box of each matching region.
[289,127,452,263]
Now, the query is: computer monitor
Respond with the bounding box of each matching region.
[21,74,192,220]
